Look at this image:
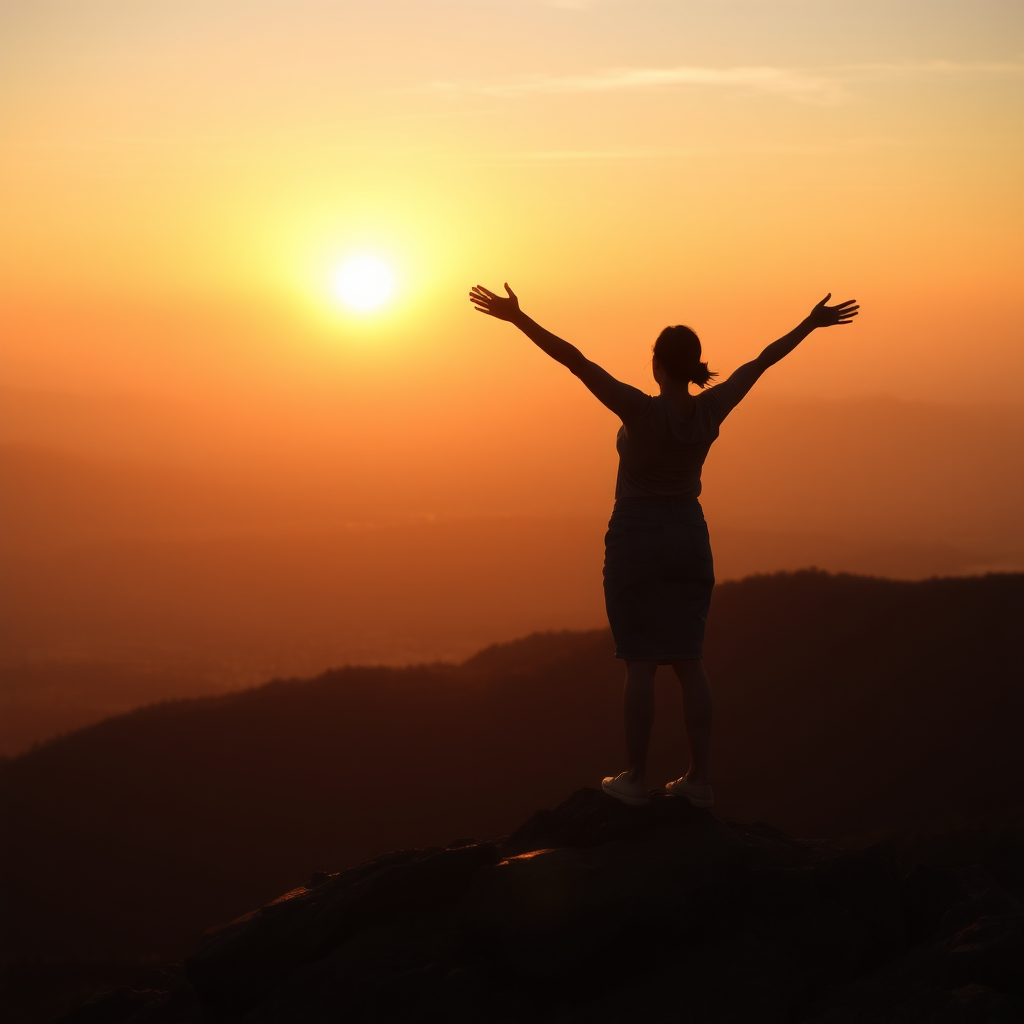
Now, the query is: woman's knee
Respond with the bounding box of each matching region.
[671,658,704,678]
[625,660,658,685]
[626,659,658,672]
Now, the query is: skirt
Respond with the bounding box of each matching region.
[603,496,715,662]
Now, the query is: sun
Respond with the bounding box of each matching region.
[333,255,395,312]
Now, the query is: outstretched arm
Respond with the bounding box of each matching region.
[470,283,586,370]
[469,283,646,421]
[722,293,859,404]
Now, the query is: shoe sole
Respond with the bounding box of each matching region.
[665,783,714,808]
[601,781,650,807]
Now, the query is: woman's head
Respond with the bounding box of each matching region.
[652,325,716,389]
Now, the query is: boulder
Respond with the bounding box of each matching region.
[58,789,1023,1023]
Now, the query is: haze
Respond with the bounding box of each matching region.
[1,0,1022,754]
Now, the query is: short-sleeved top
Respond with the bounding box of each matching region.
[614,378,743,500]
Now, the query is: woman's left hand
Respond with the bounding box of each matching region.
[807,293,859,328]
[469,283,521,321]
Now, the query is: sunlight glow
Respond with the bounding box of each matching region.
[333,256,395,312]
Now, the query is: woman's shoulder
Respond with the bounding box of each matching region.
[695,379,741,423]
[696,379,730,401]
[622,390,656,420]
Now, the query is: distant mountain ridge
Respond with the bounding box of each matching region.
[1,571,1022,1018]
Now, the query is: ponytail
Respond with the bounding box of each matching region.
[690,360,714,388]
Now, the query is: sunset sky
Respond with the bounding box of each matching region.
[2,0,1021,408]
[1,1,1023,753]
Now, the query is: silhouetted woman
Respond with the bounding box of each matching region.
[469,283,858,807]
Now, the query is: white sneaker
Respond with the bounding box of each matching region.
[601,773,650,807]
[665,776,714,808]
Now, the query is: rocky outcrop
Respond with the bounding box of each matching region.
[61,789,1023,1023]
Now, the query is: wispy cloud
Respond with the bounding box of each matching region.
[491,148,658,162]
[469,135,922,165]
[415,59,1023,106]
[424,65,840,103]
[848,59,1024,77]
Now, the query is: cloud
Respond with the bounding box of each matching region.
[467,136,922,165]
[474,65,840,103]
[493,148,657,161]
[415,59,1024,106]
[849,59,1024,78]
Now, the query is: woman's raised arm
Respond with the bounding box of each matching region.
[470,283,647,421]
[718,293,859,407]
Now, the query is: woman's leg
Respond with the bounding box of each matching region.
[624,660,658,786]
[671,659,713,785]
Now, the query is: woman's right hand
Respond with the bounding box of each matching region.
[807,293,859,328]
[469,283,521,322]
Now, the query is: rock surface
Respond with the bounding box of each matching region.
[60,789,1023,1023]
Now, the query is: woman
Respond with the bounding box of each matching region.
[469,283,858,808]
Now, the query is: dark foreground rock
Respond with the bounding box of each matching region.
[59,790,1023,1023]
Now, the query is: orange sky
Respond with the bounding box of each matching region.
[1,2,1023,752]
[1,0,1022,564]
[2,0,1021,412]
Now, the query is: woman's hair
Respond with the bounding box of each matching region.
[652,325,716,388]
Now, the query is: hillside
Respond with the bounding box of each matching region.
[1,571,1022,1017]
